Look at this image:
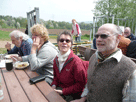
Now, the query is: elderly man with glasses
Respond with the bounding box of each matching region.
[5,30,33,56]
[71,23,136,102]
[124,27,136,40]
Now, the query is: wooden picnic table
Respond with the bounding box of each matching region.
[0,67,66,102]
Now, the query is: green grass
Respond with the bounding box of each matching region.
[0,30,11,53]
[0,30,91,53]
[49,34,57,39]
[81,34,90,40]
[0,48,7,54]
[0,30,11,41]
[49,34,91,40]
[0,30,91,40]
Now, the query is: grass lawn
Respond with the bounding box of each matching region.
[49,34,91,41]
[0,48,7,54]
[0,30,92,54]
[0,30,11,41]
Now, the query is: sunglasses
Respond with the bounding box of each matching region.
[124,32,129,34]
[94,34,111,39]
[59,39,71,43]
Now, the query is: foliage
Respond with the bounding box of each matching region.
[0,15,93,30]
[93,0,136,33]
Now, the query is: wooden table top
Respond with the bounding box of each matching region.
[0,67,66,102]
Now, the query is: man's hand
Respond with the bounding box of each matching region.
[5,42,11,51]
[11,56,22,62]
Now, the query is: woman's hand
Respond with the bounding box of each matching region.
[52,85,56,89]
[54,89,63,95]
[31,36,41,54]
[11,56,22,62]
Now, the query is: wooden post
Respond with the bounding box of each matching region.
[27,7,40,37]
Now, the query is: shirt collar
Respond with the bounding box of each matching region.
[96,49,122,62]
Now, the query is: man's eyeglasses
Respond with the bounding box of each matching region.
[124,32,129,34]
[59,39,71,43]
[94,34,111,39]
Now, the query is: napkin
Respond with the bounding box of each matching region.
[0,60,5,68]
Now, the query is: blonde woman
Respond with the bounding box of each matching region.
[12,24,58,85]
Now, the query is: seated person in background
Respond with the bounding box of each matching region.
[12,24,58,85]
[126,40,136,58]
[118,35,131,55]
[5,30,33,56]
[119,26,136,58]
[51,31,88,102]
[117,26,131,55]
[124,27,136,40]
[93,38,97,49]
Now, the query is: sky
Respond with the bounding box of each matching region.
[0,0,96,22]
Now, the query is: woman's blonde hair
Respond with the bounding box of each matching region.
[72,19,76,23]
[31,24,49,41]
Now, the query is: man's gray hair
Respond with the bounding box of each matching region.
[114,25,122,35]
[9,30,30,40]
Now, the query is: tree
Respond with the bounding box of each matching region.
[0,20,7,28]
[93,0,136,32]
[93,0,130,17]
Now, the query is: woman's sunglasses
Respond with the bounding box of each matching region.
[94,34,110,39]
[59,39,71,43]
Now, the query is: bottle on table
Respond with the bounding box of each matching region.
[0,74,4,100]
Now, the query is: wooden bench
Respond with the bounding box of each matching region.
[78,45,136,63]
[78,46,96,61]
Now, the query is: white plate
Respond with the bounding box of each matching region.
[14,62,29,69]
[5,54,18,59]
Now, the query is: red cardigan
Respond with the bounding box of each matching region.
[51,50,88,96]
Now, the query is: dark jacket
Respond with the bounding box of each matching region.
[126,40,136,58]
[8,40,31,56]
[127,33,136,40]
[93,38,97,49]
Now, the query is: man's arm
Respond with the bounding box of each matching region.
[122,70,136,102]
[7,46,18,54]
[21,41,32,56]
[70,84,88,102]
[70,97,86,102]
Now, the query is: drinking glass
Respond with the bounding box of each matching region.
[5,60,13,71]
